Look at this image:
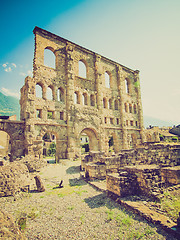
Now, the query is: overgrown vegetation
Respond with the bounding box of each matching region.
[160,190,180,222]
[47,142,56,156]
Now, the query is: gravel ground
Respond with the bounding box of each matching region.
[0,160,177,240]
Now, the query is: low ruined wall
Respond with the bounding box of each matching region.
[85,162,106,180]
[107,171,139,197]
[161,166,180,186]
[0,162,31,197]
[107,165,180,198]
[83,143,180,180]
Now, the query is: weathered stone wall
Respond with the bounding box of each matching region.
[83,143,180,180]
[0,162,30,197]
[19,26,145,161]
[107,165,180,199]
[0,120,25,161]
[161,166,180,186]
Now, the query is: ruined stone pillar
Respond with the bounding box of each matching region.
[134,70,145,143]
[95,54,105,152]
[65,44,76,159]
[95,54,103,110]
[117,66,128,149]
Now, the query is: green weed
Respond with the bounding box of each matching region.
[17,216,27,230]
[67,206,74,210]
[105,209,114,222]
[80,214,85,224]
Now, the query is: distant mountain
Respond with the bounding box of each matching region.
[143,115,176,128]
[0,92,20,120]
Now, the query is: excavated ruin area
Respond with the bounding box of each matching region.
[0,159,179,240]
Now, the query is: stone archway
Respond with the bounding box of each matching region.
[0,121,25,161]
[79,128,99,152]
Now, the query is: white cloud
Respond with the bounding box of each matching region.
[19,69,32,77]
[19,72,26,76]
[27,70,32,76]
[1,87,20,98]
[12,63,17,68]
[2,63,7,68]
[4,67,12,72]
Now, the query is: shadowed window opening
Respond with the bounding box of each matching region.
[129,104,132,113]
[114,100,118,110]
[36,109,42,118]
[90,94,95,106]
[109,99,112,109]
[134,104,137,114]
[74,92,80,104]
[103,98,107,108]
[60,112,64,120]
[82,93,88,105]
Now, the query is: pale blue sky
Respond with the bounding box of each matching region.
[0,0,179,124]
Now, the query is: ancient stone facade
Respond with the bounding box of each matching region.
[19,27,144,161]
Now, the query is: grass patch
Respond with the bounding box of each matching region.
[160,190,180,221]
[105,209,114,222]
[67,206,74,210]
[17,216,27,230]
[80,214,85,224]
[74,189,88,196]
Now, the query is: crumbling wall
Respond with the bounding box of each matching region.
[0,120,25,161]
[84,143,180,180]
[0,162,31,197]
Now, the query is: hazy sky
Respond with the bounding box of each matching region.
[0,0,179,125]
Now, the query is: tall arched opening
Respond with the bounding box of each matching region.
[79,128,99,153]
[42,132,57,163]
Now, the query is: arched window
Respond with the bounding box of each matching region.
[79,60,87,78]
[90,94,95,106]
[82,93,88,105]
[124,103,128,112]
[103,98,107,108]
[134,104,137,114]
[129,104,132,113]
[108,99,112,109]
[114,99,118,110]
[105,72,110,88]
[44,47,55,69]
[125,79,130,94]
[74,92,80,104]
[74,92,78,104]
[46,86,53,100]
[57,87,65,102]
[35,83,43,98]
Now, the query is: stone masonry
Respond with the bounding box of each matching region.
[19,26,144,162]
